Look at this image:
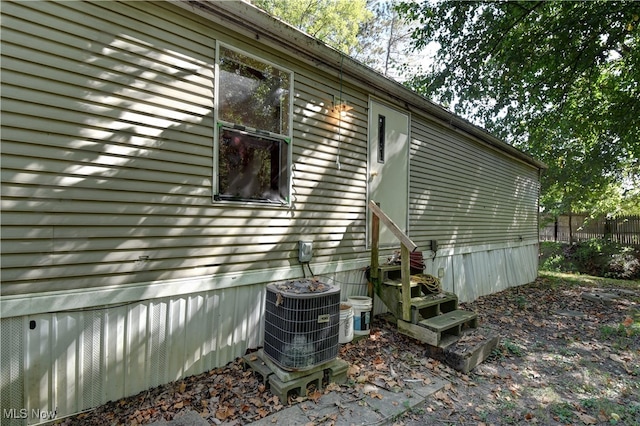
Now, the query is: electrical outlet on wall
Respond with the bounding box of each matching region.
[298,241,313,262]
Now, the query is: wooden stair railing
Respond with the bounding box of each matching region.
[369,201,493,371]
[369,200,417,322]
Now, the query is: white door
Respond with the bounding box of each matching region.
[368,100,409,247]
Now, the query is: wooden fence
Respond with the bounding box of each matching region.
[540,215,640,247]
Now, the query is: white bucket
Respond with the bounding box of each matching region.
[348,296,372,335]
[339,303,354,344]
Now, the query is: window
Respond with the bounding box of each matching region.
[217,127,288,202]
[215,45,292,204]
[378,114,386,163]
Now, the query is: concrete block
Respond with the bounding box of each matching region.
[242,351,273,384]
[426,330,499,373]
[268,370,325,403]
[324,358,349,385]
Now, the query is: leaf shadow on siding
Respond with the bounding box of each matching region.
[409,129,540,250]
[1,19,271,414]
[408,127,541,298]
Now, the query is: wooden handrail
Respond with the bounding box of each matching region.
[368,201,417,251]
[369,200,417,322]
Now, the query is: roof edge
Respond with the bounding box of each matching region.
[171,0,547,170]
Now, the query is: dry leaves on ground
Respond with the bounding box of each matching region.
[58,276,639,426]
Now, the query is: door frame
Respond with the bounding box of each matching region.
[366,97,411,249]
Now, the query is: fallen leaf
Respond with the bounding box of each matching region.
[178,382,186,393]
[325,382,341,392]
[597,409,609,422]
[348,365,361,376]
[308,389,322,403]
[249,397,263,408]
[216,406,235,420]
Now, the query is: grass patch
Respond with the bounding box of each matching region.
[501,339,526,357]
[538,270,640,291]
[580,397,640,424]
[549,402,575,423]
[599,313,640,350]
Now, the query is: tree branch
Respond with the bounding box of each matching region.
[488,1,546,56]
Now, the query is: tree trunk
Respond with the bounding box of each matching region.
[568,210,574,244]
[383,13,396,77]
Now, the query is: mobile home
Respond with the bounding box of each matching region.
[1,1,544,423]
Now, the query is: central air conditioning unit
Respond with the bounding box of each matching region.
[263,279,340,371]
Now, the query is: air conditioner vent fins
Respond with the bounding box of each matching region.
[264,280,340,371]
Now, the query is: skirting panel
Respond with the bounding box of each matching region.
[1,284,266,425]
[424,242,538,303]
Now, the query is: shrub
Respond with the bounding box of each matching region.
[539,238,640,279]
[606,246,640,279]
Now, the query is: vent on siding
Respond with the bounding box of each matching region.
[264,280,340,371]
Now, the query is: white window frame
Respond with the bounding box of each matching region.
[213,42,294,205]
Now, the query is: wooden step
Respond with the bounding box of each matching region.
[397,309,478,347]
[378,264,401,273]
[381,278,419,288]
[378,282,459,324]
[409,293,457,310]
[410,293,458,323]
[377,264,402,283]
[426,329,500,373]
[419,310,478,333]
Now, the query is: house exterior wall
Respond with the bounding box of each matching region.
[0,1,541,423]
[408,116,540,301]
[0,0,370,299]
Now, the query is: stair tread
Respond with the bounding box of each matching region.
[382,278,419,288]
[409,293,457,309]
[418,310,477,332]
[378,264,402,272]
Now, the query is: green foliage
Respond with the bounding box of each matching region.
[396,1,640,218]
[600,312,640,350]
[571,238,640,279]
[549,402,575,423]
[581,398,640,425]
[501,339,525,357]
[251,0,372,53]
[539,241,578,273]
[540,239,640,279]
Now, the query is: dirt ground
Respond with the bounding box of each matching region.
[58,272,639,426]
